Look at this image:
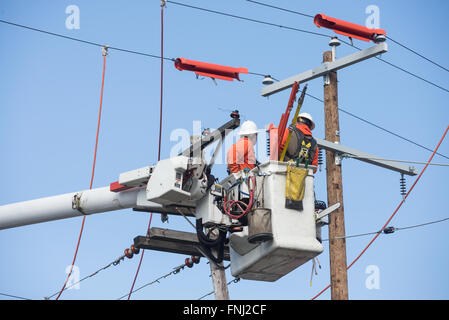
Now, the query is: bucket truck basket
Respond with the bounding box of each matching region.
[223,161,323,282]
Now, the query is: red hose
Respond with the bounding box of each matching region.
[55,52,107,300]
[224,176,256,220]
[127,4,165,300]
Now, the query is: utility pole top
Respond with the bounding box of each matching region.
[261,42,387,97]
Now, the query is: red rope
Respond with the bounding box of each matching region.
[311,125,449,300]
[55,52,107,300]
[127,3,165,300]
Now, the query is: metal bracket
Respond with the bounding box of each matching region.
[335,153,343,166]
[261,42,388,97]
[315,138,417,176]
[316,202,341,222]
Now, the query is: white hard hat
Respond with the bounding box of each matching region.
[297,112,315,130]
[239,120,258,136]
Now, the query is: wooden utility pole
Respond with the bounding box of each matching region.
[323,50,349,300]
[208,229,230,300]
[209,255,230,300]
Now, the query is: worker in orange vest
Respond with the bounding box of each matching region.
[280,112,319,173]
[227,120,259,174]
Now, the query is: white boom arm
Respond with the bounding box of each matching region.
[0,186,142,230]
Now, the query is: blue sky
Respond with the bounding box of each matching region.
[0,0,448,300]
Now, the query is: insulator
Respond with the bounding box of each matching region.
[383,226,396,234]
[400,174,407,197]
[191,256,200,264]
[131,244,140,255]
[185,257,194,268]
[314,200,327,211]
[124,248,133,259]
[266,135,271,156]
[317,149,324,171]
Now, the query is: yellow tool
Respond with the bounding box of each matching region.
[279,84,308,162]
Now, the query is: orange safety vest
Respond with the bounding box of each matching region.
[227,137,256,173]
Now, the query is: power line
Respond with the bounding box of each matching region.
[166,1,331,39]
[198,277,240,300]
[321,216,449,242]
[3,11,448,95]
[117,259,197,300]
[127,3,169,300]
[45,253,127,300]
[2,6,447,172]
[395,217,449,232]
[54,48,108,300]
[312,124,449,300]
[2,12,447,165]
[374,55,449,94]
[302,90,449,161]
[0,292,31,300]
[0,19,174,61]
[386,35,449,74]
[246,0,314,18]
[245,1,449,82]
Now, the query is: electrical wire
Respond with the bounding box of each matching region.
[311,124,449,300]
[2,5,447,299]
[54,48,108,300]
[45,252,127,300]
[386,35,449,74]
[301,90,449,161]
[3,5,448,94]
[246,0,314,18]
[0,292,31,300]
[245,1,449,91]
[0,18,174,61]
[246,73,449,161]
[127,3,167,300]
[197,278,240,300]
[321,216,449,242]
[118,259,195,300]
[166,1,331,39]
[374,56,449,94]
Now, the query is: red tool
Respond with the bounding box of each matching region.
[277,82,299,156]
[174,57,248,81]
[314,13,386,42]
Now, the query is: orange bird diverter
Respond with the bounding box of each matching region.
[314,13,386,42]
[174,57,248,81]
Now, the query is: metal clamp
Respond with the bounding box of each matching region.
[335,153,344,166]
[101,45,109,57]
[72,192,87,215]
